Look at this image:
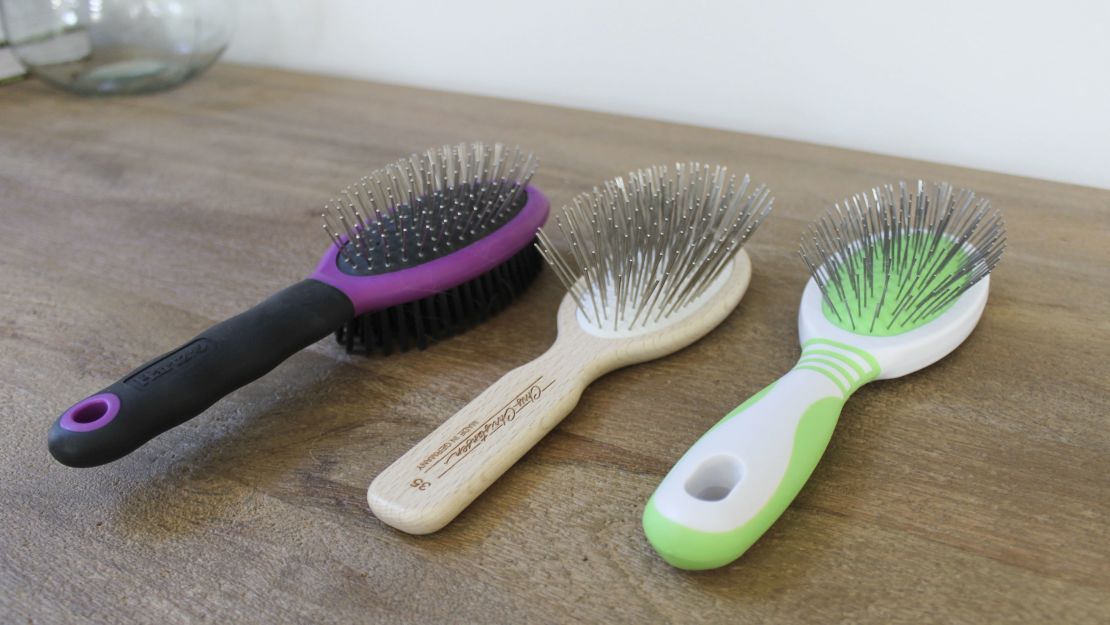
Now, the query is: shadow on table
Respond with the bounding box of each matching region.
[106,346,419,537]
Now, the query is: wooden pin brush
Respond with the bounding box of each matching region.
[368,163,774,534]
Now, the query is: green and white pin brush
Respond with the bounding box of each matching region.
[643,181,1006,570]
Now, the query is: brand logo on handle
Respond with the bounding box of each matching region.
[125,339,214,388]
[416,376,555,480]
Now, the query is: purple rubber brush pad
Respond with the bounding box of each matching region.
[310,185,549,315]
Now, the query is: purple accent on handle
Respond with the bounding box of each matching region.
[59,393,121,432]
[309,185,550,315]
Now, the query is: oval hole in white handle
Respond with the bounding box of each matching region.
[683,454,744,502]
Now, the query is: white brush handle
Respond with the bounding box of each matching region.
[643,338,879,570]
[367,338,600,534]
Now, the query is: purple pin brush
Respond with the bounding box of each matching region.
[49,142,549,468]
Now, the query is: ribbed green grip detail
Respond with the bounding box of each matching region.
[797,338,880,396]
[643,395,847,570]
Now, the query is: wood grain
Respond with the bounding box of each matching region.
[369,253,751,535]
[0,64,1107,625]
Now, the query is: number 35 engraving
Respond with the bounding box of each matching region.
[410,478,431,491]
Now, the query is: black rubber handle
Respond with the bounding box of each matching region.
[48,279,355,467]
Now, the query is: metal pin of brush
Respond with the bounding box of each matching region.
[368,163,774,534]
[644,181,1006,570]
[49,142,549,467]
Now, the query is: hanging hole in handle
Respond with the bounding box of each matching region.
[59,393,121,432]
[72,400,108,423]
[684,455,743,502]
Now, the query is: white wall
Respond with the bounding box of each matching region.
[226,0,1110,190]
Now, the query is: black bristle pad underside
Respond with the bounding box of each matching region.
[335,242,543,355]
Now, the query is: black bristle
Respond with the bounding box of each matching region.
[334,242,543,356]
[434,291,452,337]
[413,298,429,351]
[447,285,465,333]
[379,308,394,356]
[395,303,410,352]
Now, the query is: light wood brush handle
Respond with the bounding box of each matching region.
[367,252,753,534]
[370,253,754,532]
[367,296,618,535]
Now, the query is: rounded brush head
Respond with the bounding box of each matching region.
[310,142,550,353]
[536,163,773,346]
[798,180,1006,378]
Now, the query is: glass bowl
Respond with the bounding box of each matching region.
[0,0,234,95]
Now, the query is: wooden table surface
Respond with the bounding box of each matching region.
[1,64,1107,625]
